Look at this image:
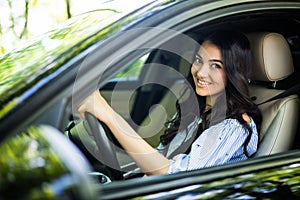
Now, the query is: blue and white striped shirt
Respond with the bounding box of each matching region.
[167,117,258,174]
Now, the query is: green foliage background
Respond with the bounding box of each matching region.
[0,0,107,55]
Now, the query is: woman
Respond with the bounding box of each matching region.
[78,30,262,175]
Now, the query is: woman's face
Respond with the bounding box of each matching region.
[191,41,227,97]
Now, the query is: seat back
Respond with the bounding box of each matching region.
[247,32,299,156]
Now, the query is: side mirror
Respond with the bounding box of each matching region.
[0,125,99,199]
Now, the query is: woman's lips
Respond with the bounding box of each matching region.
[196,79,211,87]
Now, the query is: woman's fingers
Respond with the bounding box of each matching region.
[77,104,87,119]
[77,90,108,120]
[77,91,97,118]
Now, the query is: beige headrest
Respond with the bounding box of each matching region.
[247,32,294,82]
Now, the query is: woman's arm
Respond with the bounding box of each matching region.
[78,91,170,175]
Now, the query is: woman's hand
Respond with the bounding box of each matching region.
[77,90,113,123]
[77,90,170,175]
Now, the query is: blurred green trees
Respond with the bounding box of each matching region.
[0,0,149,55]
[0,0,106,55]
[0,0,72,55]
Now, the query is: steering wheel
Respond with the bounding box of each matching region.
[85,112,123,181]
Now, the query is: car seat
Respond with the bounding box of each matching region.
[247,32,299,156]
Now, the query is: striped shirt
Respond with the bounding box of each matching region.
[166,117,258,174]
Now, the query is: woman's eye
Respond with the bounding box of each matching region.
[211,63,221,69]
[194,57,203,65]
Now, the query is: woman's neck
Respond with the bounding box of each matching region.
[205,92,225,110]
[205,93,227,123]
[205,96,212,112]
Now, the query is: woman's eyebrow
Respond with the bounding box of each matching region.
[196,53,223,64]
[209,59,223,65]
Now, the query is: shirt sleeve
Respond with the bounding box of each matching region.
[168,119,258,174]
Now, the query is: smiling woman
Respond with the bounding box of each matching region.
[77,29,262,175]
[191,40,226,97]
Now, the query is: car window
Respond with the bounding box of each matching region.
[109,53,149,82]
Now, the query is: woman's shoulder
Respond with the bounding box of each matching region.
[221,114,255,125]
[219,116,258,133]
[217,118,245,130]
[207,116,256,132]
[224,117,255,125]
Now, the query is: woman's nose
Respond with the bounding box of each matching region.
[197,63,209,77]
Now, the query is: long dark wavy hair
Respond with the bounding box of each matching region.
[160,29,262,158]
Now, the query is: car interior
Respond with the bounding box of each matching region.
[247,32,299,156]
[62,8,300,183]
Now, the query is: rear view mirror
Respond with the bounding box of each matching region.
[0,125,99,200]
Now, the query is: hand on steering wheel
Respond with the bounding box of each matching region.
[85,112,123,180]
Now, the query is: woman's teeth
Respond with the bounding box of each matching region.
[198,80,209,85]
